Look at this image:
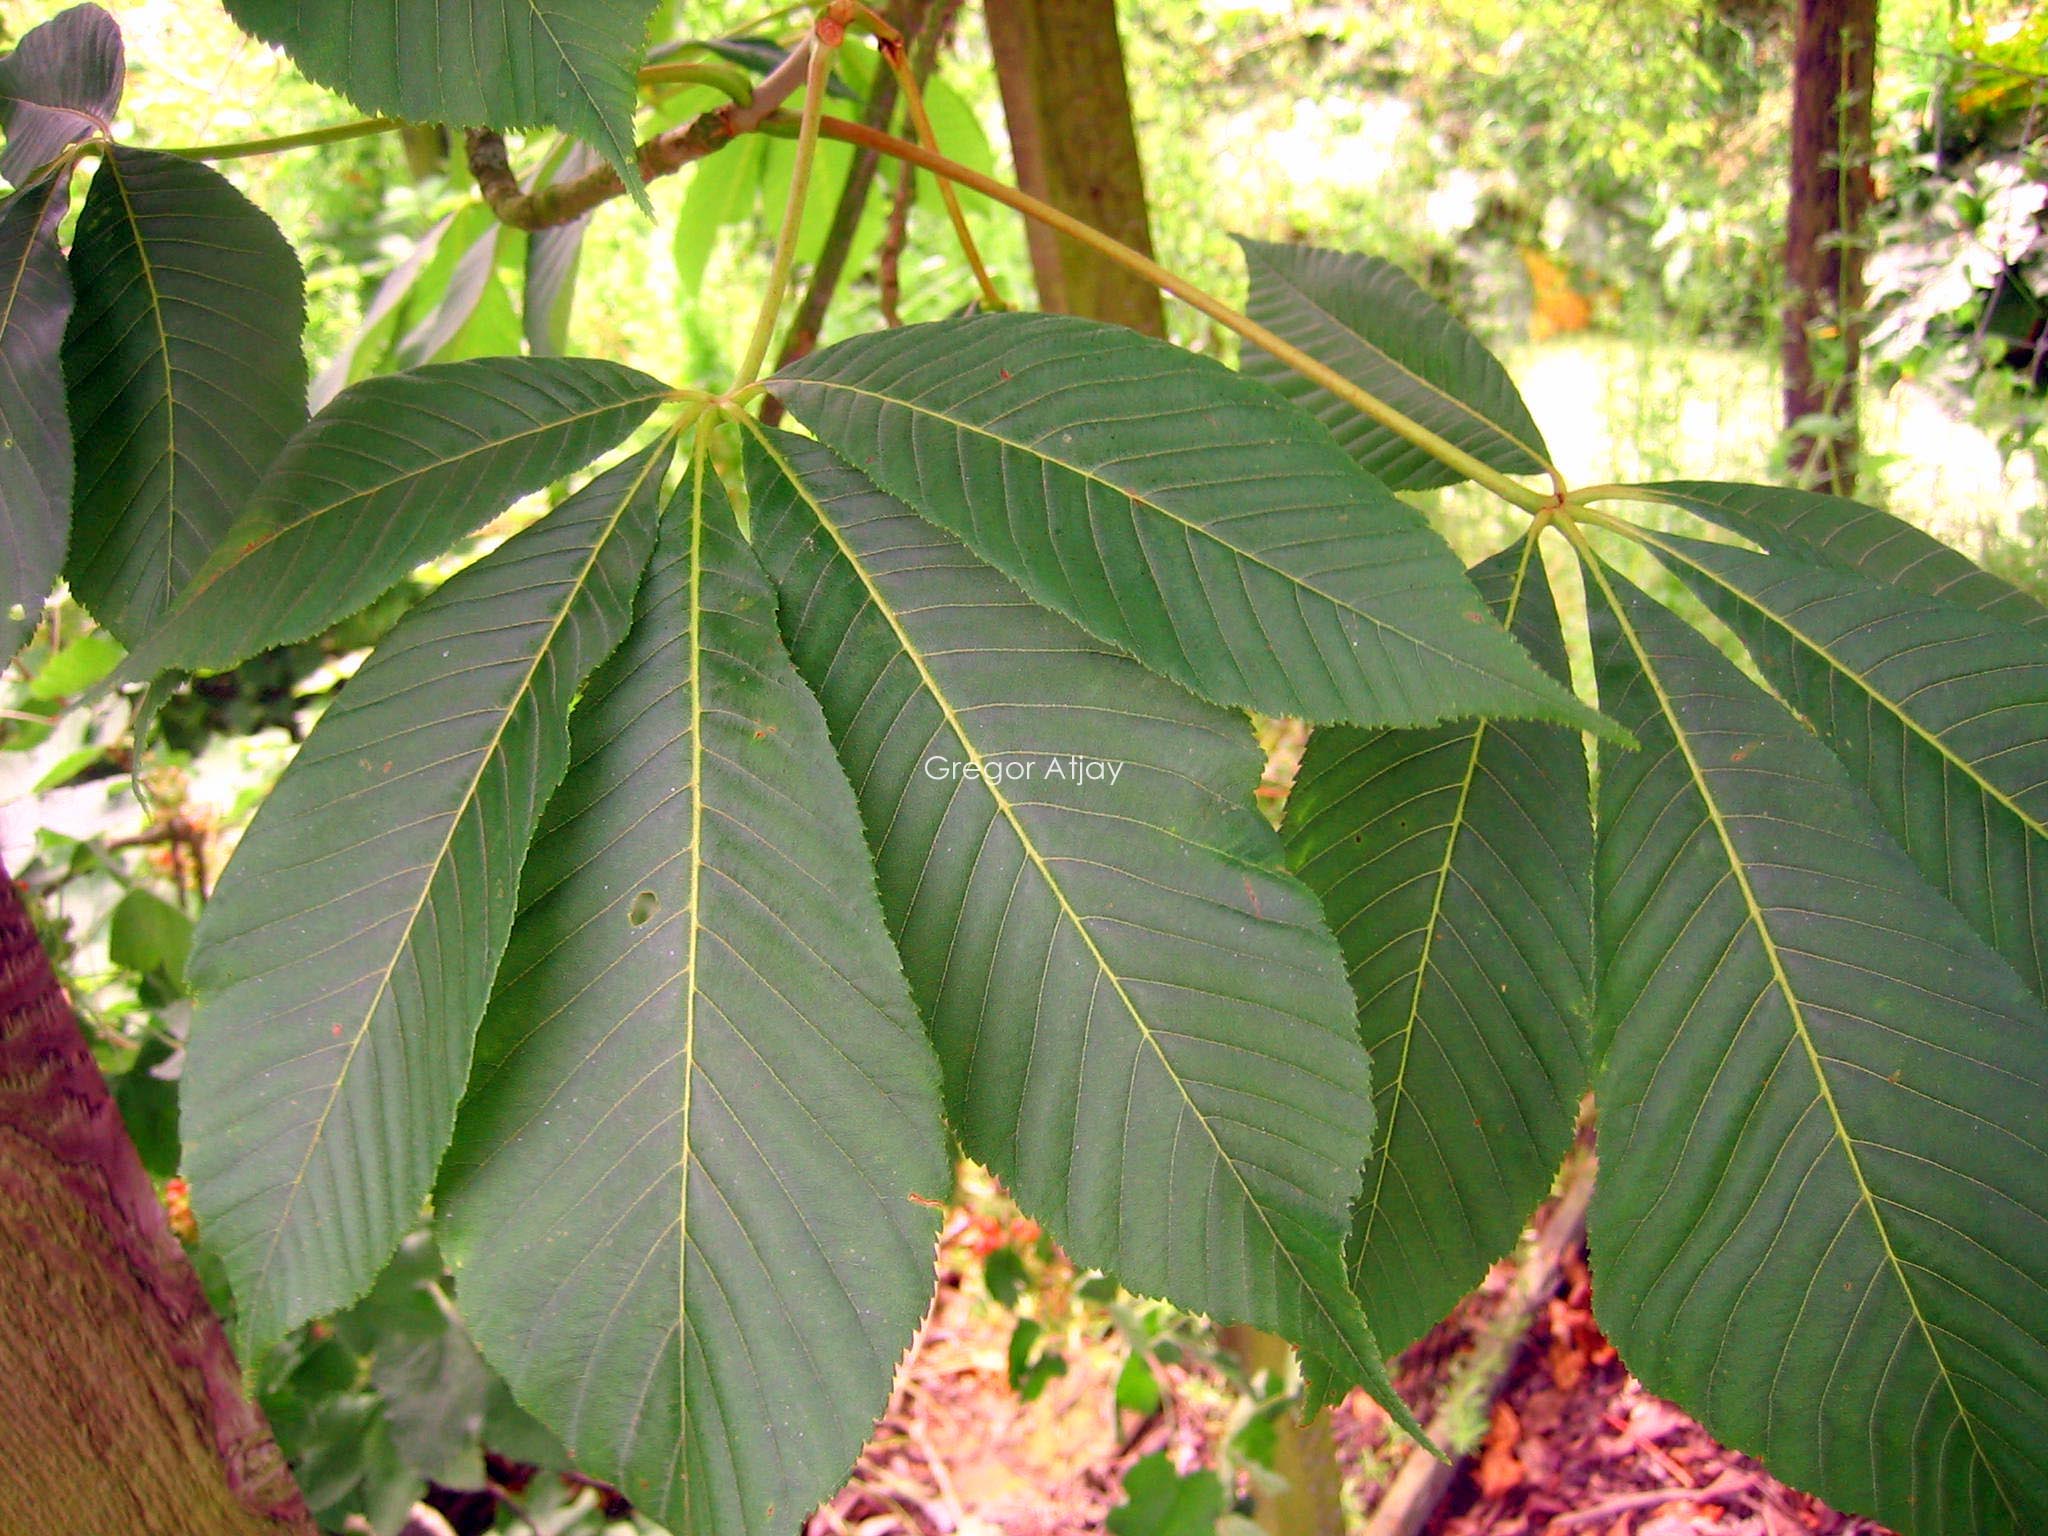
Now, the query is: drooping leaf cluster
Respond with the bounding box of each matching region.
[2,8,2044,1536]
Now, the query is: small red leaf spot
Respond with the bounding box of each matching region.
[908,1192,945,1210]
[381,761,393,773]
[330,1023,343,1037]
[999,367,1012,381]
[1242,875,1263,919]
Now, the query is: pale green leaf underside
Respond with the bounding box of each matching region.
[184,443,671,1355]
[0,176,74,660]
[1648,529,2048,1006]
[1587,567,2048,1536]
[1235,236,1550,491]
[221,0,658,192]
[62,145,306,642]
[121,356,668,680]
[746,427,1418,1427]
[772,312,1602,734]
[1284,540,1591,1352]
[1638,479,2048,634]
[441,465,948,1536]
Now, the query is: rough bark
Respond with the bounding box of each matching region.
[0,859,313,1536]
[984,0,1166,335]
[1782,0,1877,496]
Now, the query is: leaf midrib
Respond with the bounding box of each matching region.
[1353,537,1542,1272]
[164,378,670,633]
[746,421,1376,1381]
[241,444,669,1321]
[783,375,1529,691]
[100,150,181,612]
[1252,248,1550,473]
[1643,528,2048,846]
[1585,555,2014,1523]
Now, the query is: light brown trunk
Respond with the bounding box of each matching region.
[0,858,314,1536]
[984,0,1166,335]
[1782,0,1876,496]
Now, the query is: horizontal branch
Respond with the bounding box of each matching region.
[469,39,814,231]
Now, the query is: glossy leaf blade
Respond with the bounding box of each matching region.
[772,312,1602,733]
[1640,479,2048,633]
[62,145,307,641]
[1647,529,2048,1005]
[0,3,122,187]
[122,356,668,678]
[1283,540,1591,1352]
[1586,564,2048,1536]
[746,426,1415,1422]
[183,443,672,1354]
[0,176,74,659]
[1235,237,1550,490]
[221,0,658,192]
[440,464,949,1535]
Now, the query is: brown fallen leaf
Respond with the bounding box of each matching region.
[1478,1400,1528,1499]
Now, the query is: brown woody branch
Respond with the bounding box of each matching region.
[468,41,815,231]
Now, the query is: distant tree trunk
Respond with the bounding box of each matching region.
[0,859,314,1536]
[1782,0,1877,496]
[984,0,1166,335]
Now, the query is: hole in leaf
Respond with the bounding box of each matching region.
[628,891,659,926]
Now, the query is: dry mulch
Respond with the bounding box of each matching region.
[808,1186,1898,1536]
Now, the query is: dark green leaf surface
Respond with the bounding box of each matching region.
[772,312,1602,733]
[221,0,659,192]
[1637,479,2048,634]
[0,3,123,187]
[745,426,1416,1423]
[121,356,668,679]
[1646,529,2048,1005]
[1283,539,1591,1352]
[62,145,306,642]
[1585,564,2048,1536]
[441,462,948,1536]
[184,443,671,1355]
[0,176,74,659]
[1236,237,1551,490]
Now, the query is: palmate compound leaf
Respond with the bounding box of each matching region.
[183,441,672,1356]
[1632,479,2048,635]
[438,459,950,1536]
[771,312,1604,735]
[1234,237,1552,492]
[0,174,75,660]
[117,356,670,682]
[221,0,659,196]
[1639,527,2048,1006]
[1282,537,1591,1352]
[744,425,1423,1430]
[62,145,307,642]
[1584,561,2048,1536]
[0,3,123,188]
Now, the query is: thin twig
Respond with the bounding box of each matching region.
[1541,1473,1756,1532]
[467,41,814,231]
[877,154,916,326]
[762,0,956,423]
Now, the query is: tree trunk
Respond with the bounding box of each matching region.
[984,0,1166,335]
[0,858,314,1536]
[1218,1325,1348,1536]
[1782,0,1877,496]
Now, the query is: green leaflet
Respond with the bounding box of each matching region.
[1585,563,2048,1536]
[1635,479,2048,634]
[62,145,307,643]
[1283,538,1591,1352]
[183,442,672,1356]
[440,461,948,1536]
[1644,529,2048,1006]
[745,426,1419,1429]
[771,312,1605,734]
[220,0,659,197]
[0,4,124,188]
[119,356,669,680]
[1235,237,1551,491]
[0,175,74,660]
